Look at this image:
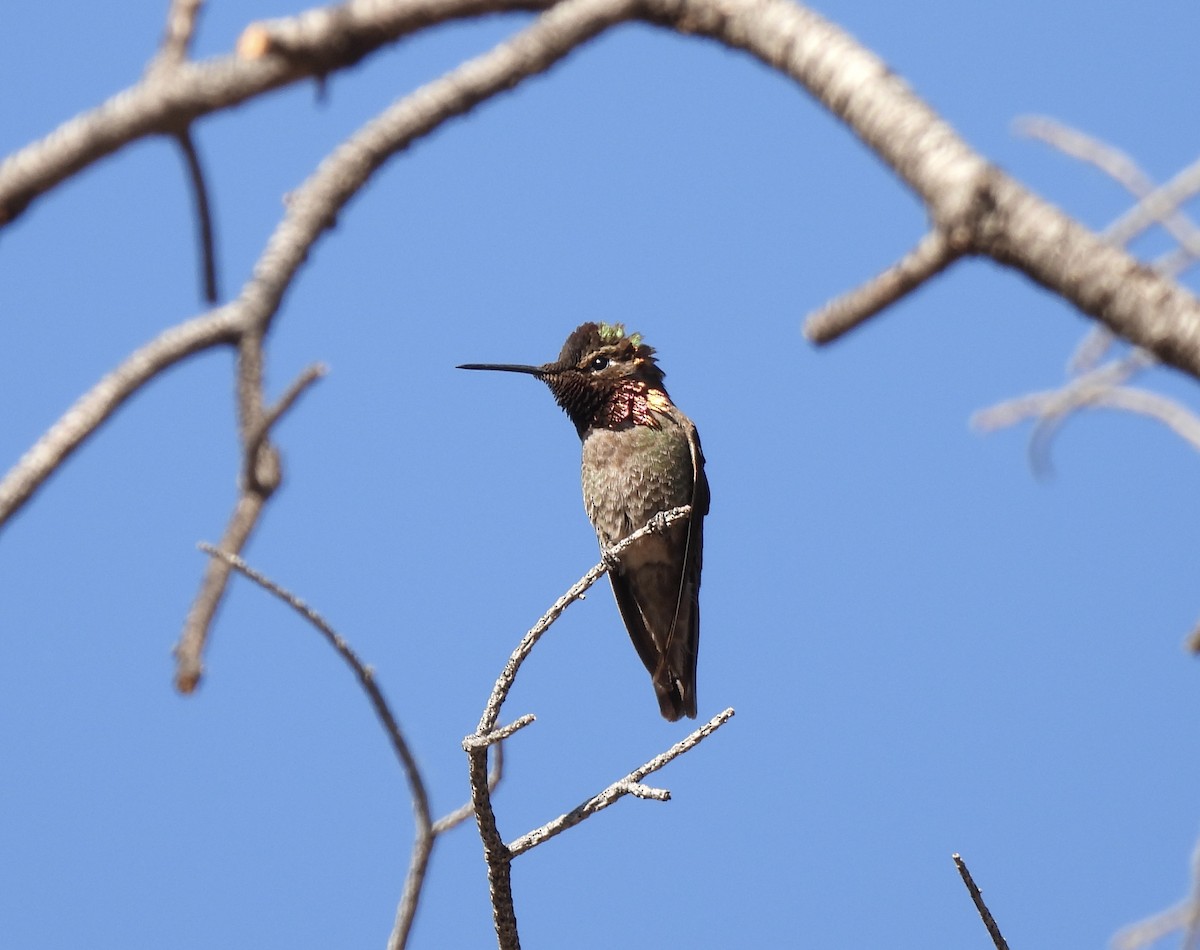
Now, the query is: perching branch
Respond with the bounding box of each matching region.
[464,506,735,950]
[475,505,693,735]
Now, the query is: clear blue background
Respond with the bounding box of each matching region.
[3,1,1199,947]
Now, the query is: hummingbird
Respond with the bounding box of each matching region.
[459,322,709,721]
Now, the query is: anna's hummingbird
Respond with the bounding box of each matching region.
[459,322,709,721]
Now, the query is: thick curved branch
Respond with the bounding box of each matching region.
[632,0,1200,372]
[0,307,241,530]
[0,0,550,225]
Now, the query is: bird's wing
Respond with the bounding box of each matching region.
[657,421,707,718]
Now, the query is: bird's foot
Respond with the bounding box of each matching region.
[601,547,623,573]
[646,510,671,534]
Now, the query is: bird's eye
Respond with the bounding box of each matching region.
[589,356,610,371]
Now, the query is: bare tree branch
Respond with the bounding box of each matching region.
[1106,157,1200,257]
[1114,836,1200,950]
[804,230,962,344]
[953,853,1010,950]
[462,507,692,950]
[0,0,555,226]
[644,0,1200,371]
[967,351,1200,475]
[4,0,1200,382]
[0,307,241,530]
[476,505,693,735]
[174,332,283,692]
[1017,115,1200,272]
[243,362,328,489]
[463,715,538,750]
[463,505,735,949]
[196,544,434,950]
[506,706,735,857]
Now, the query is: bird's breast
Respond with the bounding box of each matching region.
[580,413,694,547]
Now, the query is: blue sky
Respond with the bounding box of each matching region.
[3,1,1200,947]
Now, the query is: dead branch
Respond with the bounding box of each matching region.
[506,707,735,857]
[198,544,433,949]
[463,505,735,950]
[953,853,1010,950]
[174,129,220,303]
[1017,115,1200,274]
[804,230,962,343]
[1113,835,1200,950]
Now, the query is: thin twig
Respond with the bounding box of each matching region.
[1017,116,1200,263]
[175,129,220,303]
[952,853,1009,950]
[463,715,537,750]
[1106,157,1200,256]
[1114,902,1193,950]
[804,230,961,344]
[197,544,433,950]
[175,333,283,692]
[243,362,328,490]
[1113,835,1200,950]
[507,707,735,857]
[971,351,1165,475]
[1068,326,1117,375]
[431,741,505,835]
[175,492,267,692]
[153,0,205,70]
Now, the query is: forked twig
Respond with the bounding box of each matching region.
[175,360,324,691]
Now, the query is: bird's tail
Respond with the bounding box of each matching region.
[653,663,697,721]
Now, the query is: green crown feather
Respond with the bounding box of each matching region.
[598,323,643,349]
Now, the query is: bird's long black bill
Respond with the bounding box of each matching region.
[457,363,544,375]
